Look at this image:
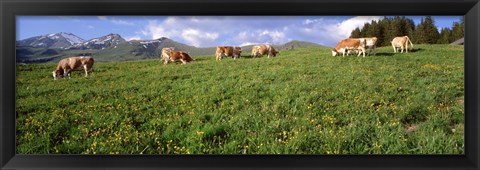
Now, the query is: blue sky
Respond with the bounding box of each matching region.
[17,16,462,47]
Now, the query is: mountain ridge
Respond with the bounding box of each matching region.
[16,32,327,63]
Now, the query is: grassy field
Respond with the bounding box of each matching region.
[15,44,464,154]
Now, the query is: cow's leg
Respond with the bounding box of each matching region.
[83,65,89,77]
[63,69,70,79]
[64,69,71,79]
[392,44,396,53]
[180,59,187,64]
[400,46,404,53]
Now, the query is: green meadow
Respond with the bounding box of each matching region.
[15,44,464,154]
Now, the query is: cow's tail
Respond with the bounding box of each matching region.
[406,36,413,48]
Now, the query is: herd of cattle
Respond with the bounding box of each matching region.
[332,35,413,57]
[51,36,414,80]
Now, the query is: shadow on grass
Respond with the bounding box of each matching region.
[408,48,423,53]
[369,48,423,57]
[373,53,395,56]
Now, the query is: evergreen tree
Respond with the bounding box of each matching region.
[384,17,406,46]
[413,18,425,44]
[365,20,382,39]
[401,17,415,37]
[414,16,440,44]
[346,16,461,46]
[360,23,370,37]
[424,16,440,44]
[378,17,391,46]
[450,16,464,42]
[437,27,452,44]
[350,27,362,38]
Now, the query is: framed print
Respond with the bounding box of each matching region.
[1,0,479,169]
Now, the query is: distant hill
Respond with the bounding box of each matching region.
[276,40,327,50]
[75,33,127,50]
[16,32,327,63]
[16,32,85,49]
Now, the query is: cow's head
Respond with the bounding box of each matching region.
[234,47,242,56]
[251,46,260,58]
[331,49,338,56]
[52,70,64,80]
[273,50,279,57]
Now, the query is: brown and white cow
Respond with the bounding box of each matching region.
[346,37,377,56]
[163,50,193,65]
[160,47,176,63]
[391,36,413,53]
[332,38,366,57]
[364,37,378,56]
[251,44,279,58]
[215,46,242,60]
[52,56,94,80]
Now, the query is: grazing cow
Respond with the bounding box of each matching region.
[346,37,378,56]
[52,56,94,80]
[163,50,193,65]
[391,36,413,53]
[215,46,242,60]
[160,47,176,63]
[251,44,279,58]
[364,37,378,55]
[332,38,366,57]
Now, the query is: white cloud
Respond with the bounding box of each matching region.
[292,16,383,47]
[137,16,382,47]
[336,16,382,38]
[239,42,259,46]
[303,18,324,25]
[141,17,223,47]
[110,19,134,26]
[98,16,108,20]
[97,16,134,26]
[234,30,288,46]
[125,36,141,41]
[227,16,381,47]
[142,20,179,39]
[181,28,219,47]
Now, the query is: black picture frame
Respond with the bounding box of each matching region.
[1,0,479,169]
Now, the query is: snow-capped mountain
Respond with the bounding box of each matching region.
[78,33,127,49]
[16,33,325,64]
[16,32,85,49]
